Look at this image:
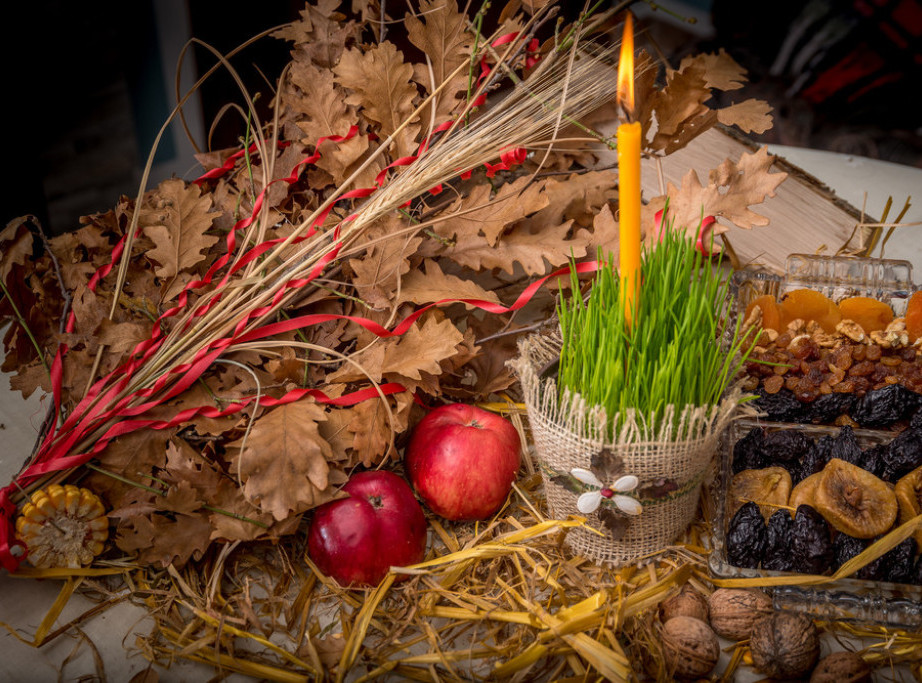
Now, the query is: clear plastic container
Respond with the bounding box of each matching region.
[729,253,916,315]
[708,418,922,628]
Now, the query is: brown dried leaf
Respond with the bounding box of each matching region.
[228,400,337,520]
[0,219,33,281]
[435,176,550,246]
[139,179,219,301]
[678,50,747,91]
[717,99,774,135]
[348,215,424,309]
[446,218,583,275]
[656,146,788,235]
[334,42,421,158]
[397,258,501,308]
[406,0,474,122]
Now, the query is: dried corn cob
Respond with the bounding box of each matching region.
[15,484,109,568]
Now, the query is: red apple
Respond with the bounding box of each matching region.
[405,403,521,521]
[307,470,426,587]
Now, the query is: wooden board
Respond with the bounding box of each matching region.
[633,126,868,274]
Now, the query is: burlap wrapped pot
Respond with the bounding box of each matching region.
[511,331,744,566]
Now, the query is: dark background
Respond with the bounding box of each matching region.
[5,0,921,237]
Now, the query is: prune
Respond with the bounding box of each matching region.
[850,384,922,428]
[791,445,826,485]
[763,429,813,466]
[881,424,922,482]
[732,426,766,474]
[726,501,767,569]
[807,392,855,424]
[856,538,889,581]
[832,533,867,571]
[884,538,917,584]
[857,443,887,479]
[762,510,795,572]
[910,555,922,586]
[791,504,833,575]
[753,387,807,422]
[826,425,863,466]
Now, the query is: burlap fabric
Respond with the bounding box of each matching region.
[511,332,743,566]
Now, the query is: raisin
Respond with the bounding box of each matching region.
[881,424,922,482]
[865,344,883,362]
[807,392,855,424]
[790,504,833,575]
[732,427,766,474]
[763,375,784,394]
[849,361,876,377]
[829,425,864,466]
[850,384,922,428]
[832,533,867,571]
[726,501,768,569]
[762,510,795,572]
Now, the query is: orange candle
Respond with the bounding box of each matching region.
[617,13,641,327]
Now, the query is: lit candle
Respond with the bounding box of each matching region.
[617,13,641,327]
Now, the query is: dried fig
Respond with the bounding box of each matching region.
[895,464,922,546]
[789,471,822,514]
[660,584,709,624]
[707,588,773,641]
[728,467,793,521]
[809,651,872,682]
[814,458,898,539]
[750,611,820,679]
[660,616,720,679]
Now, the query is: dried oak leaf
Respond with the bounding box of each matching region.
[406,0,474,122]
[649,63,712,151]
[330,312,465,384]
[397,258,501,309]
[678,49,747,92]
[288,61,354,144]
[116,511,213,568]
[348,215,424,309]
[0,218,34,281]
[434,176,551,246]
[274,0,357,70]
[334,41,421,158]
[348,391,415,467]
[228,400,340,521]
[717,99,774,135]
[139,179,219,302]
[650,146,788,238]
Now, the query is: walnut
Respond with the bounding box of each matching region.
[787,318,807,335]
[750,611,820,680]
[809,651,872,682]
[813,331,840,348]
[660,584,709,624]
[707,588,773,641]
[870,319,910,349]
[762,328,779,343]
[743,304,763,332]
[805,320,824,335]
[836,319,867,343]
[660,616,720,679]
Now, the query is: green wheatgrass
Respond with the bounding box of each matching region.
[556,224,754,438]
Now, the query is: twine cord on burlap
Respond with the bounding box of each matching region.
[511,331,750,566]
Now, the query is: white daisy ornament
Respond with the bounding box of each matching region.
[570,468,642,516]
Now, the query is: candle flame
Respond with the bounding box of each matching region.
[617,13,635,119]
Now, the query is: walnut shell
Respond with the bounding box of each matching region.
[707,587,773,641]
[661,615,720,679]
[750,611,819,679]
[660,584,709,624]
[809,651,872,683]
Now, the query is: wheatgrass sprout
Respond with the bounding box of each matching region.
[556,224,755,439]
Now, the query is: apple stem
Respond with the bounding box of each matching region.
[368,495,383,508]
[469,419,484,429]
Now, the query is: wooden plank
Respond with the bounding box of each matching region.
[632,126,868,274]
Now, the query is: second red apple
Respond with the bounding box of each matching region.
[405,403,521,521]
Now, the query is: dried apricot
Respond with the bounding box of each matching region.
[837,297,894,334]
[906,291,922,342]
[745,295,783,332]
[779,289,841,333]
